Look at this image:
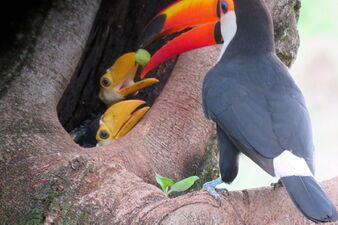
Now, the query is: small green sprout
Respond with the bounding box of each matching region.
[135,49,151,67]
[155,174,199,196]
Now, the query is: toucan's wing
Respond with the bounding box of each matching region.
[141,21,222,78]
[205,78,283,158]
[204,69,314,166]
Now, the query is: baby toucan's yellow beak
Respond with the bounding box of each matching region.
[96,100,149,146]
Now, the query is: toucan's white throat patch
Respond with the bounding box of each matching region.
[218,11,237,62]
[273,150,313,178]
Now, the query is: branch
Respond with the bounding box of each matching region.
[47,165,337,224]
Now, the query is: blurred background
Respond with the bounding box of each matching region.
[230,0,338,190]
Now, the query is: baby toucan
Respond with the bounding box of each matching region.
[99,51,159,106]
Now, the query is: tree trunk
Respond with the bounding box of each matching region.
[0,0,336,224]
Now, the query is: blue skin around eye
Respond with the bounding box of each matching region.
[221,2,228,13]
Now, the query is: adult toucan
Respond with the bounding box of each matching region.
[96,99,150,146]
[99,51,159,106]
[146,0,338,223]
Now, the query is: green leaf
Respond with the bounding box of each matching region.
[168,176,199,195]
[155,174,174,193]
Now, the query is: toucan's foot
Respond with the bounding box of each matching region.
[271,179,283,190]
[215,182,230,196]
[203,178,228,201]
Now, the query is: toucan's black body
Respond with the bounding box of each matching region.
[203,0,337,222]
[204,52,315,175]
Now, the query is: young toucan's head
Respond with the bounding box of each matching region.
[99,51,159,106]
[140,0,236,78]
[96,100,149,146]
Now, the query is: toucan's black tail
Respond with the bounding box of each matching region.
[281,176,338,223]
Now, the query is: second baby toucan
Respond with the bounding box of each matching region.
[99,51,159,106]
[96,99,149,146]
[146,0,338,223]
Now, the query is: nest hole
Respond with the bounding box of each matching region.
[57,0,177,148]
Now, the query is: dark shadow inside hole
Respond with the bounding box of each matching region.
[57,0,178,148]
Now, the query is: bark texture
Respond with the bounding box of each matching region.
[0,0,337,224]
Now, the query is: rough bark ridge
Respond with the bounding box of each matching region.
[0,0,336,224]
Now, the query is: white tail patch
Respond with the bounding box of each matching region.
[273,150,313,178]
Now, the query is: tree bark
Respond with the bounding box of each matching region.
[0,0,336,224]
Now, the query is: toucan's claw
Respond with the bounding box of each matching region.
[271,179,283,190]
[118,78,159,97]
[203,184,221,202]
[141,21,222,78]
[203,177,229,202]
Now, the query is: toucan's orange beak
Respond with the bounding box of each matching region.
[141,21,221,78]
[140,0,234,78]
[141,0,221,46]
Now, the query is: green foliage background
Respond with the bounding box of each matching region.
[298,0,338,37]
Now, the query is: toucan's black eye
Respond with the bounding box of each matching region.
[101,78,111,87]
[221,1,228,13]
[99,130,110,139]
